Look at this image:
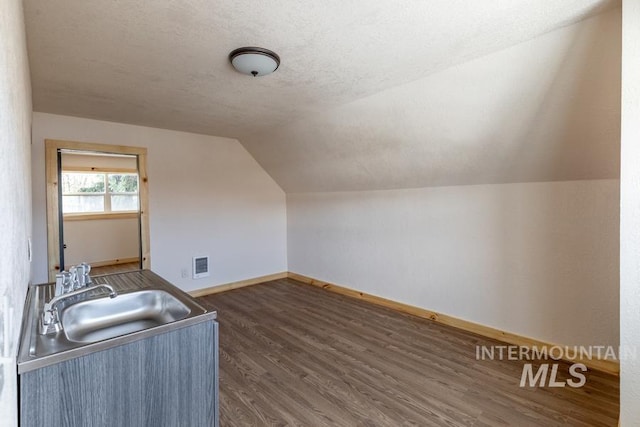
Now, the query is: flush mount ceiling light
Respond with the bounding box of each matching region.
[229,47,280,77]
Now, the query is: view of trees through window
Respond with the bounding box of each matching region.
[62,172,139,214]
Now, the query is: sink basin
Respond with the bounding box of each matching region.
[18,270,215,374]
[60,290,191,343]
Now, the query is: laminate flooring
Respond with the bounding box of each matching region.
[90,262,140,276]
[198,279,619,426]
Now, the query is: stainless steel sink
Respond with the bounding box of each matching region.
[18,270,215,373]
[60,289,191,343]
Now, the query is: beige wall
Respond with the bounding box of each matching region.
[31,113,288,293]
[620,0,640,424]
[288,180,619,349]
[64,218,139,266]
[0,0,32,425]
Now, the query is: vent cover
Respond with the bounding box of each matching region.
[192,256,210,279]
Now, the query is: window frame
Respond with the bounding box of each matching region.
[45,139,150,281]
[61,167,140,218]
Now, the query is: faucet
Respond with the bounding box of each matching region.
[54,262,93,295]
[40,283,118,335]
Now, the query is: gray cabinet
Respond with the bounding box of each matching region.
[20,320,218,427]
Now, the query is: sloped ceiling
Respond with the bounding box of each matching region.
[24,0,621,192]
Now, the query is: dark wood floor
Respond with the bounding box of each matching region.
[198,279,619,427]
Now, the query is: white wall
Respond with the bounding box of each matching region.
[64,218,139,266]
[288,180,619,349]
[0,0,32,425]
[620,0,640,424]
[31,113,287,292]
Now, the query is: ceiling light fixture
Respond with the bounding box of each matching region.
[229,47,280,77]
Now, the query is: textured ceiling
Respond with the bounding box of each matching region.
[24,0,621,191]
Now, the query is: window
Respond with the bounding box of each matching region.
[62,172,139,214]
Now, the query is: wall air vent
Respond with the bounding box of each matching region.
[192,256,210,279]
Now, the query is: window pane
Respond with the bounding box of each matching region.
[108,174,138,193]
[62,173,105,194]
[111,195,139,212]
[62,195,105,213]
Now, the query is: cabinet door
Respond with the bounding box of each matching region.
[20,321,218,427]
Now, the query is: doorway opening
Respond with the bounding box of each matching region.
[45,139,150,281]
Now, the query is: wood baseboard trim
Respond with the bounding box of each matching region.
[188,272,289,298]
[90,257,140,268]
[287,272,620,376]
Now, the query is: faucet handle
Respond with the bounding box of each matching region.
[68,266,80,290]
[77,262,92,286]
[55,271,73,295]
[54,274,65,296]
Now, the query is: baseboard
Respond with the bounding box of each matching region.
[188,272,289,298]
[90,257,140,268]
[287,272,620,376]
[185,270,619,376]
